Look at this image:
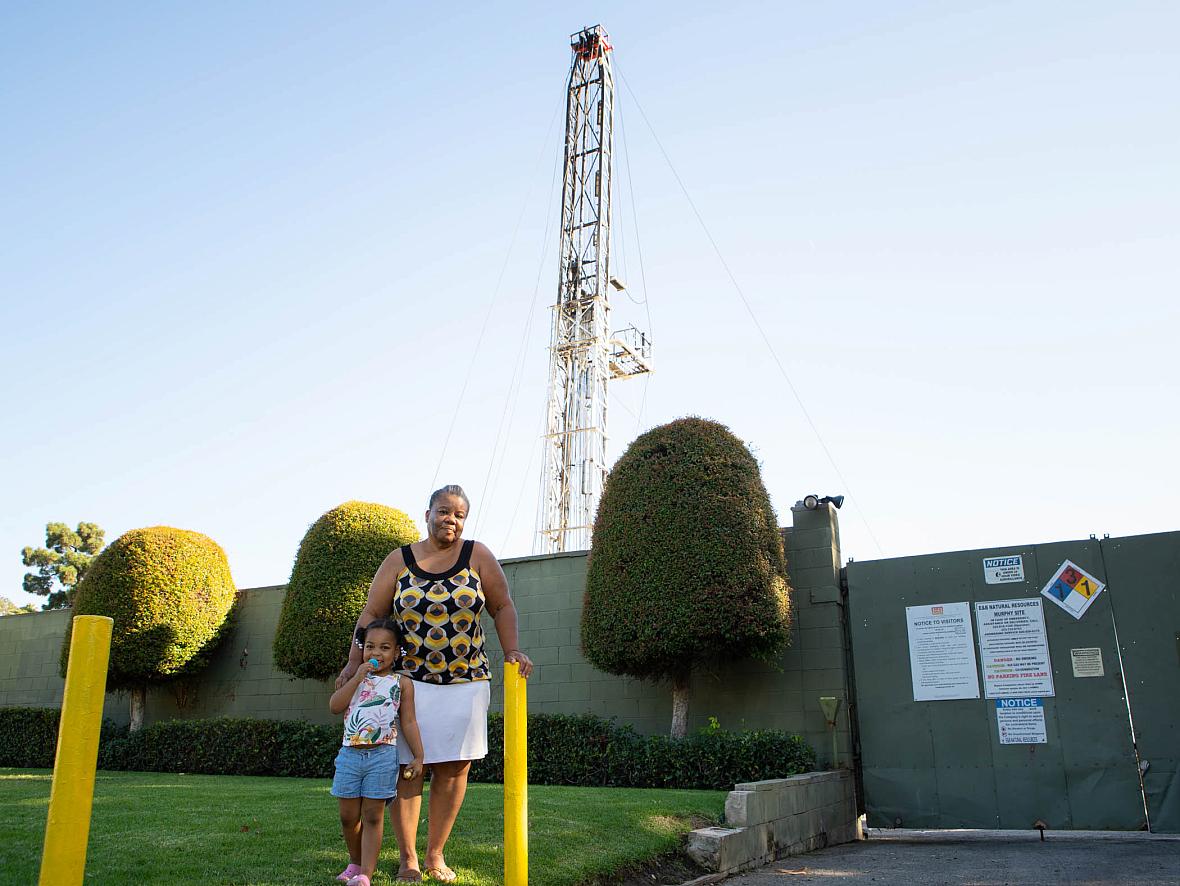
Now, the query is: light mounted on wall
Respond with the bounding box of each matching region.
[803,494,844,510]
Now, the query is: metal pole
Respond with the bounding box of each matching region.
[39,615,114,886]
[504,662,528,885]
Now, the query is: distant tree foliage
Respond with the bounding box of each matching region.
[582,417,791,736]
[0,596,38,616]
[273,501,419,681]
[21,521,106,609]
[62,526,237,730]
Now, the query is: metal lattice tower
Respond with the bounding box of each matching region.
[539,25,652,554]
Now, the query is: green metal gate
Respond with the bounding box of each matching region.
[846,531,1178,832]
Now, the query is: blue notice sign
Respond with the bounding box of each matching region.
[995,697,1047,744]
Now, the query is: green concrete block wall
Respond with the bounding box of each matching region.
[0,507,853,759]
[0,607,130,726]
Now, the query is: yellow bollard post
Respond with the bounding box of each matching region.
[38,615,114,886]
[504,661,528,886]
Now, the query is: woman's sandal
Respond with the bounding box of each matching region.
[395,870,424,884]
[424,865,457,883]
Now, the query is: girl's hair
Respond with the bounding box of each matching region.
[355,617,403,649]
[429,484,470,511]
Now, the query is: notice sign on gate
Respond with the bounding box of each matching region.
[906,602,980,701]
[983,555,1025,584]
[975,598,1055,698]
[1041,559,1105,620]
[995,698,1047,744]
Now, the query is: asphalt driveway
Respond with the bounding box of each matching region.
[721,829,1180,886]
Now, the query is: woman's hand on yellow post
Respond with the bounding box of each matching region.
[504,649,533,678]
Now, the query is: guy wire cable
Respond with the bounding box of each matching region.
[614,60,885,556]
[429,95,565,496]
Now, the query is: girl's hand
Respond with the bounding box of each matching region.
[403,758,425,781]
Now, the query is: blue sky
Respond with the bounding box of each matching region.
[3,2,1177,607]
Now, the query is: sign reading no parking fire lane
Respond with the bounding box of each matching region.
[974,598,1054,698]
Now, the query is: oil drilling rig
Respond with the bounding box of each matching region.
[538,25,653,554]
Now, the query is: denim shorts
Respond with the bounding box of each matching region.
[330,743,400,800]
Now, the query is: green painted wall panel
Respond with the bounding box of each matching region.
[848,533,1172,831]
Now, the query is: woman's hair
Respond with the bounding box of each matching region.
[429,484,470,511]
[355,617,403,649]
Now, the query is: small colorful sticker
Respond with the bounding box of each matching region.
[1040,559,1105,620]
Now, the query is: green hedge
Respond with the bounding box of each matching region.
[0,708,814,790]
[0,707,125,768]
[63,526,238,689]
[583,417,791,685]
[469,713,815,790]
[274,501,419,681]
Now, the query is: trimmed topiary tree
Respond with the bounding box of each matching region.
[582,417,792,738]
[273,500,419,681]
[62,526,237,731]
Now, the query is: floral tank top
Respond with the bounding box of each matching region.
[393,539,489,684]
[342,673,401,747]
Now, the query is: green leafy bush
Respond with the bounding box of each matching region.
[472,713,816,790]
[273,501,419,681]
[0,707,124,768]
[62,527,237,689]
[583,418,792,734]
[97,717,339,777]
[1,708,815,789]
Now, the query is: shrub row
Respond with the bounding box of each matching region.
[0,708,815,790]
[470,713,816,790]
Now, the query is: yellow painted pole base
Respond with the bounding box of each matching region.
[39,615,114,886]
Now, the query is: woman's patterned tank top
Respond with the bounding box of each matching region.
[393,539,489,684]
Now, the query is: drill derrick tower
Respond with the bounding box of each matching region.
[539,25,652,554]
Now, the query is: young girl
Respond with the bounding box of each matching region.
[329,617,425,886]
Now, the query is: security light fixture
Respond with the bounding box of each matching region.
[802,494,844,510]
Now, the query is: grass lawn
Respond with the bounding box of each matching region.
[1,769,723,885]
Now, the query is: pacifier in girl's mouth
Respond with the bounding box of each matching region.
[368,658,379,668]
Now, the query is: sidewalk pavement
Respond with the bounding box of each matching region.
[718,828,1180,885]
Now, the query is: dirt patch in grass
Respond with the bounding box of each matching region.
[586,816,717,886]
[607,850,713,885]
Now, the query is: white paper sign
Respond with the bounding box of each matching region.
[996,698,1047,744]
[975,598,1055,698]
[1070,647,1104,678]
[906,602,980,701]
[1040,559,1105,620]
[983,555,1025,584]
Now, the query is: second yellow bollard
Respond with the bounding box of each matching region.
[38,614,114,886]
[504,661,528,885]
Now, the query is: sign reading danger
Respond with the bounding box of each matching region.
[1040,559,1105,620]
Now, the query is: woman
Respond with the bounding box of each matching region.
[337,484,533,883]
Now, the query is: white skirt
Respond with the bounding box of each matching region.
[398,678,490,764]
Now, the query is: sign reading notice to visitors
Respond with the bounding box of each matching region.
[906,602,980,701]
[995,698,1047,744]
[974,598,1055,698]
[982,555,1025,584]
[1040,559,1105,620]
[1070,647,1104,678]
